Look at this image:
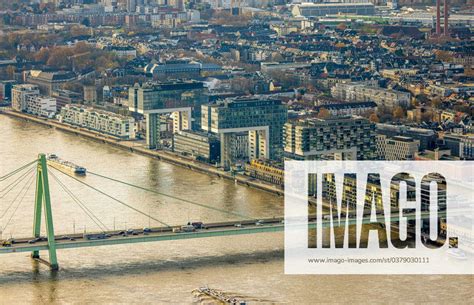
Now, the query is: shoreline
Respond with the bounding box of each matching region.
[1,110,284,196]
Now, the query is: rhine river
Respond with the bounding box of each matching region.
[0,115,472,304]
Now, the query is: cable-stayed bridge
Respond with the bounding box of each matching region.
[0,154,456,270]
[0,154,292,270]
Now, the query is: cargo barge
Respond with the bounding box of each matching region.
[46,154,87,176]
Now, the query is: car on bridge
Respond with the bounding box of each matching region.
[190,221,206,229]
[182,225,195,232]
[28,238,42,244]
[1,240,12,247]
[127,229,139,235]
[83,233,108,240]
[173,225,196,233]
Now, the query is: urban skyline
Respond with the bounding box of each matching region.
[0,0,472,303]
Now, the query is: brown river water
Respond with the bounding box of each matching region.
[0,115,472,304]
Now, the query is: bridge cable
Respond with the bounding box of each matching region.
[50,170,109,232]
[0,166,36,199]
[2,172,36,231]
[0,159,37,182]
[50,168,172,228]
[87,171,256,221]
[49,170,109,233]
[0,170,36,220]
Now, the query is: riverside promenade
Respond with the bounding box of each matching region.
[1,109,284,196]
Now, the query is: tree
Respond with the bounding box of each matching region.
[317,108,331,119]
[74,41,90,54]
[271,52,284,62]
[336,23,347,31]
[431,97,442,109]
[393,106,405,120]
[34,48,50,63]
[47,47,73,69]
[421,110,434,123]
[70,25,89,37]
[369,113,380,123]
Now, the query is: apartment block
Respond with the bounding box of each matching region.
[442,133,474,160]
[315,101,377,117]
[173,130,220,164]
[11,84,40,111]
[376,135,420,160]
[291,3,375,17]
[201,98,288,167]
[26,96,57,118]
[245,159,284,186]
[284,116,377,160]
[128,81,207,149]
[59,104,135,139]
[331,83,411,108]
[376,124,437,151]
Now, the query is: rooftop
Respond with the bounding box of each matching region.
[295,2,375,7]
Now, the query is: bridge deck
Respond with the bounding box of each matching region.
[0,209,453,254]
[1,218,287,254]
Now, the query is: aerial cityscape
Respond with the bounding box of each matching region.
[0,0,472,304]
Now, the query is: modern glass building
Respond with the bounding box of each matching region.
[284,116,377,160]
[202,98,288,167]
[129,81,208,149]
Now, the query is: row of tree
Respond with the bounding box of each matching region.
[32,42,123,72]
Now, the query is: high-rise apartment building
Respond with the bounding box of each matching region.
[11,84,40,111]
[284,116,377,160]
[201,98,288,167]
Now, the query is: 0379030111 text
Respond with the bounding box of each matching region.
[284,161,474,275]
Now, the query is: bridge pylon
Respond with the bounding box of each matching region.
[31,153,58,270]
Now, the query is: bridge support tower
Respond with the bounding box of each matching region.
[31,153,58,270]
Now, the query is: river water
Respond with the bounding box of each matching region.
[0,115,472,304]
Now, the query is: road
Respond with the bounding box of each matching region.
[1,209,459,255]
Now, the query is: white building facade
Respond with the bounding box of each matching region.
[26,96,57,118]
[59,104,135,139]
